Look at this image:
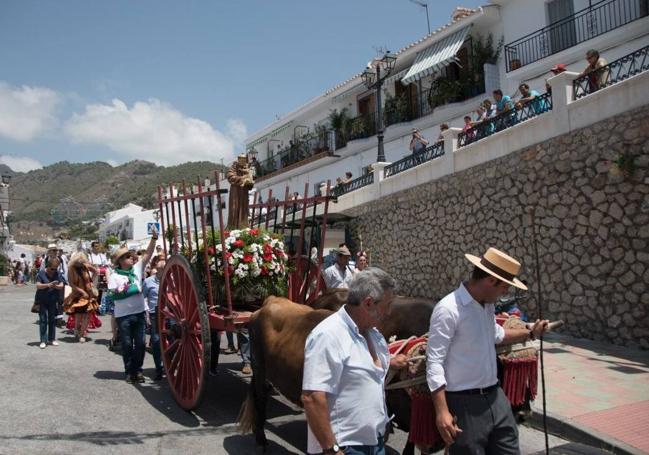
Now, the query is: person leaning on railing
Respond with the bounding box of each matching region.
[579,49,609,93]
[516,83,547,115]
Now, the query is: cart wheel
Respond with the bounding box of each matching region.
[158,254,211,410]
[289,255,325,305]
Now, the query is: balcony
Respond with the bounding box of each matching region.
[254,130,335,181]
[457,92,553,147]
[573,43,649,98]
[505,0,649,72]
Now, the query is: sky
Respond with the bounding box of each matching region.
[0,0,483,172]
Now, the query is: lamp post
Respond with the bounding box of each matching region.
[362,51,396,163]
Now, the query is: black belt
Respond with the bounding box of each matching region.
[446,383,499,395]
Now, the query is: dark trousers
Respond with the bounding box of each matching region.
[446,387,519,455]
[117,312,146,376]
[149,311,162,373]
[38,300,57,343]
[342,436,385,454]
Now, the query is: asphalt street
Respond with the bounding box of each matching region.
[0,284,582,455]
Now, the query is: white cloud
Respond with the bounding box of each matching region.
[64,98,243,166]
[0,154,43,173]
[0,82,61,142]
[226,118,248,148]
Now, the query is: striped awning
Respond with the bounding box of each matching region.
[401,25,471,85]
[246,120,293,149]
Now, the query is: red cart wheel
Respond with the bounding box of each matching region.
[289,255,325,305]
[158,254,211,410]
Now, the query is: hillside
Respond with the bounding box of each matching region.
[7,160,226,227]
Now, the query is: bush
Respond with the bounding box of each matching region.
[0,253,10,276]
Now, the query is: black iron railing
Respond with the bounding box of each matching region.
[330,173,374,198]
[573,44,649,99]
[505,0,649,72]
[457,92,553,147]
[255,132,333,179]
[384,142,445,178]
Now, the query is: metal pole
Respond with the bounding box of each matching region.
[425,4,431,34]
[376,65,386,163]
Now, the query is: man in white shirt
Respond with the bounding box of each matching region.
[322,246,354,289]
[302,267,407,455]
[426,247,548,454]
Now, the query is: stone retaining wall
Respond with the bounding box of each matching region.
[346,105,649,348]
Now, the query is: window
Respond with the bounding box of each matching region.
[547,0,577,54]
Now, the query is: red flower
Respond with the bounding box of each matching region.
[250,229,259,236]
[243,254,253,263]
[225,252,233,259]
[234,239,245,248]
[263,253,273,262]
[207,246,215,255]
[260,267,269,276]
[223,231,230,238]
[263,244,273,254]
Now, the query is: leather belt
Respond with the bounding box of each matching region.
[446,383,499,395]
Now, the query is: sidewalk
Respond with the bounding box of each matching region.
[530,333,649,454]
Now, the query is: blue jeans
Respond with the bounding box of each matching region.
[117,312,146,376]
[149,311,162,373]
[38,300,57,343]
[343,436,385,455]
[238,328,250,365]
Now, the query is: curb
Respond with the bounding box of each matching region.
[527,409,646,455]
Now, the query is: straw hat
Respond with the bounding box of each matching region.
[112,246,131,266]
[334,246,351,256]
[47,243,58,250]
[465,247,528,290]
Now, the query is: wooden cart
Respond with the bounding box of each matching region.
[156,173,333,410]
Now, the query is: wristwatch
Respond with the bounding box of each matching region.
[323,443,340,454]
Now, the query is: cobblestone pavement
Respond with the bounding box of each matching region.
[0,284,587,454]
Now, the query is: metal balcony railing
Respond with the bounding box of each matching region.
[384,142,445,178]
[505,0,649,72]
[330,173,374,198]
[457,92,553,147]
[254,132,333,180]
[573,44,649,99]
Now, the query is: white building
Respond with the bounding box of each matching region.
[98,203,160,244]
[244,0,649,204]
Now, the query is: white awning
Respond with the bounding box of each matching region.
[401,25,471,85]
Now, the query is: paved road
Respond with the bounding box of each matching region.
[0,284,585,454]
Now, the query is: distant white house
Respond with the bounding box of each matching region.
[98,203,161,244]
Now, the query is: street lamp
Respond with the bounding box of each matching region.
[362,51,396,163]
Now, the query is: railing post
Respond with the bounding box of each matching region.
[372,162,389,197]
[548,70,580,136]
[441,128,461,174]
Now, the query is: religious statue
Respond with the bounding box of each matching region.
[226,154,254,229]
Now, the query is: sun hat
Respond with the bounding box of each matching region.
[47,243,58,250]
[112,246,132,266]
[334,246,352,256]
[465,247,528,290]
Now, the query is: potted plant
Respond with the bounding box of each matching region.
[328,108,349,146]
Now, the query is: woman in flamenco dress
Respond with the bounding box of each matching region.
[63,253,101,342]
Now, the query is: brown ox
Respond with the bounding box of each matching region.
[238,292,435,454]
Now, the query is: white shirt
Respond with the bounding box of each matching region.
[426,283,505,392]
[303,306,390,454]
[108,263,147,318]
[322,263,354,289]
[88,252,108,266]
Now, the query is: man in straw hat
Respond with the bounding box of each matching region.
[107,228,159,384]
[426,247,549,454]
[322,245,354,289]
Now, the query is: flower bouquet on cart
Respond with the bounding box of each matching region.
[198,228,290,307]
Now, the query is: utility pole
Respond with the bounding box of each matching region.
[409,0,431,35]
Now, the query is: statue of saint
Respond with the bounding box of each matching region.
[226,154,254,229]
